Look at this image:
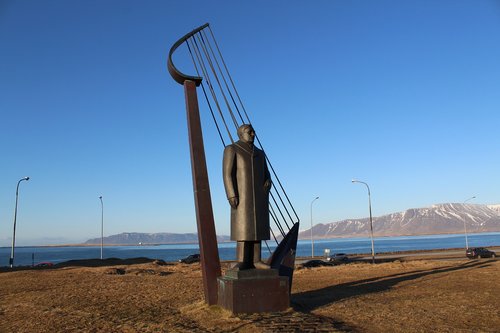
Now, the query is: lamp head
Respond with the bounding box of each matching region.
[351,179,357,183]
[24,176,30,181]
[99,196,102,199]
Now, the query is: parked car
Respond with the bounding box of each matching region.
[35,262,54,267]
[179,254,200,264]
[466,247,496,259]
[326,253,349,262]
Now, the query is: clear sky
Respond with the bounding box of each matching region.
[1,1,499,246]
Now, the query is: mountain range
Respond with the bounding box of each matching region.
[84,203,500,244]
[298,203,500,239]
[85,232,230,245]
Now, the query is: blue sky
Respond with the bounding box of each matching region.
[1,1,499,246]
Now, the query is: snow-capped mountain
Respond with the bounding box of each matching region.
[487,204,500,214]
[299,203,500,239]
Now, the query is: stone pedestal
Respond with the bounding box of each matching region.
[217,268,289,314]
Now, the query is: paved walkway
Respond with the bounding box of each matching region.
[238,310,355,333]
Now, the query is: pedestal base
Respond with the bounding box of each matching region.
[217,268,289,314]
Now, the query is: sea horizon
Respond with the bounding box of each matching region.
[1,232,499,267]
[2,230,500,249]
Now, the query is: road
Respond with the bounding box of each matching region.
[296,246,500,264]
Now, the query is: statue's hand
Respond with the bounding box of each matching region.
[264,180,272,191]
[228,197,239,208]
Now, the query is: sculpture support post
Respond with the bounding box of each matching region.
[184,80,221,305]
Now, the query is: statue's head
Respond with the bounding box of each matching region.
[237,124,255,144]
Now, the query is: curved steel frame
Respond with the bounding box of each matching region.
[167,23,208,86]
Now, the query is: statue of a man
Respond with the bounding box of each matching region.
[223,124,271,270]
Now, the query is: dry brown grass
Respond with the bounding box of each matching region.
[293,259,499,332]
[1,257,498,332]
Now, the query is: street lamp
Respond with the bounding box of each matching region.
[352,179,375,264]
[462,196,476,250]
[10,176,30,268]
[310,196,319,258]
[99,196,104,260]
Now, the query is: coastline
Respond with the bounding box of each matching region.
[2,230,499,248]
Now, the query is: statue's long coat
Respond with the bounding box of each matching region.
[223,141,271,241]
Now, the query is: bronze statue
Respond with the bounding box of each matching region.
[223,124,271,269]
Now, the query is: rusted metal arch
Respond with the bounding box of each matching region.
[167,23,209,86]
[167,22,221,306]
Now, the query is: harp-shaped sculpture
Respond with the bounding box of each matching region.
[168,23,299,306]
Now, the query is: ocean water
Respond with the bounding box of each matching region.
[1,232,499,267]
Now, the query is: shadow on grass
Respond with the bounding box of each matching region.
[292,259,494,312]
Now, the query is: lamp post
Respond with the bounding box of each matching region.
[99,196,103,260]
[462,196,476,250]
[310,196,319,258]
[352,179,375,264]
[10,176,30,268]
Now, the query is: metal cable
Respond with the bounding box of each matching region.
[206,25,300,227]
[270,192,290,230]
[200,31,298,230]
[190,37,234,144]
[263,240,272,255]
[208,25,252,125]
[269,203,286,237]
[192,30,291,240]
[270,227,279,245]
[259,136,299,222]
[195,34,239,129]
[186,41,226,146]
[201,29,246,125]
[183,26,299,242]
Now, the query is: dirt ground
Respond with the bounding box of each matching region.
[0,256,499,333]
